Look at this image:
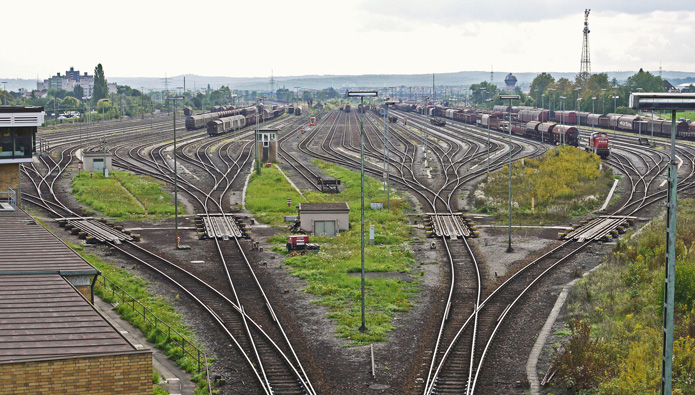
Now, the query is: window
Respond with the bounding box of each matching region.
[0,127,35,159]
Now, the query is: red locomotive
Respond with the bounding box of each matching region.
[587,131,610,158]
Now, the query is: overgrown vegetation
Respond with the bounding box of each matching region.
[72,171,179,219]
[551,199,695,393]
[69,243,212,395]
[245,167,307,225]
[472,146,615,224]
[246,162,420,345]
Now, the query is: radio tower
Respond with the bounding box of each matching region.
[580,9,591,76]
[269,70,275,98]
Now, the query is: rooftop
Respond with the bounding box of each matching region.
[0,209,98,276]
[299,202,350,211]
[0,274,138,363]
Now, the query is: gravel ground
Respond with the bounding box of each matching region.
[27,122,675,395]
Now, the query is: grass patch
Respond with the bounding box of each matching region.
[71,245,211,394]
[245,166,307,226]
[550,199,695,393]
[72,171,179,219]
[471,146,615,224]
[246,162,419,345]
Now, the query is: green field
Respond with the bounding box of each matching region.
[472,146,615,224]
[72,171,179,219]
[246,162,419,345]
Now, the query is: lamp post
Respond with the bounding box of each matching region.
[541,94,546,110]
[423,96,429,163]
[559,96,566,125]
[166,96,184,249]
[591,97,597,130]
[601,88,607,114]
[577,97,582,177]
[631,92,695,395]
[486,98,493,173]
[347,90,378,333]
[98,98,109,142]
[612,96,620,133]
[255,97,263,175]
[383,99,396,211]
[500,94,520,253]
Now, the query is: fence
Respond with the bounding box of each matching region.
[95,275,212,394]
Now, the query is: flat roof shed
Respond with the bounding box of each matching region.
[298,202,350,236]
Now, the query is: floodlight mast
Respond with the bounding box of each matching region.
[346,90,378,333]
[630,92,695,395]
[499,94,520,253]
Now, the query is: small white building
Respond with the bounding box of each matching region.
[299,202,350,237]
[81,148,112,173]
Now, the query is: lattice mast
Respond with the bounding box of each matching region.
[580,9,591,76]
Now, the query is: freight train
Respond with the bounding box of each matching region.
[206,106,285,136]
[419,104,695,141]
[186,105,260,130]
[508,121,580,147]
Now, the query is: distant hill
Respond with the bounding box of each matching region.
[5,70,695,93]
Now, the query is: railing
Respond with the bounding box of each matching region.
[95,275,212,394]
[0,188,17,209]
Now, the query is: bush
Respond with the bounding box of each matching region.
[552,320,617,391]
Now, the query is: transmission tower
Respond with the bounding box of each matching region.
[580,9,591,76]
[269,70,275,98]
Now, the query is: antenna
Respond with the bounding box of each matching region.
[270,70,275,97]
[580,9,591,76]
[659,61,663,78]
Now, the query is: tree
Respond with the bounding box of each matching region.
[72,85,84,100]
[93,63,108,104]
[530,72,556,101]
[61,96,81,110]
[469,81,498,106]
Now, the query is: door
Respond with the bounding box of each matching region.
[93,158,104,172]
[314,220,336,237]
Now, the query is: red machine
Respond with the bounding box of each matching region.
[286,235,320,253]
[309,116,316,126]
[287,235,309,252]
[587,131,610,158]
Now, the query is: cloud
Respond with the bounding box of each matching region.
[359,0,694,24]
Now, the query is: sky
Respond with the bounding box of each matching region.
[3,1,694,80]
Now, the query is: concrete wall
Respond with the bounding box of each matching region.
[300,212,350,233]
[82,153,112,173]
[0,352,152,394]
[0,163,20,206]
